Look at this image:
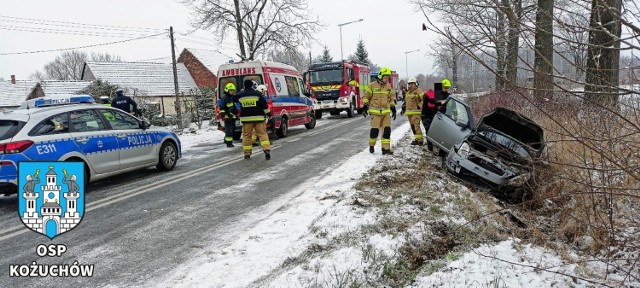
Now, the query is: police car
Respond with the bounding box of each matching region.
[0,95,182,195]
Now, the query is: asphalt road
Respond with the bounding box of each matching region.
[0,112,408,287]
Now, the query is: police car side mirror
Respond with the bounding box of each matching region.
[140,120,151,130]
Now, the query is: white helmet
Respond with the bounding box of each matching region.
[256,84,268,94]
[407,77,417,84]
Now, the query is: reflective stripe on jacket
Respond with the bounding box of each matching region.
[405,87,424,116]
[235,88,270,123]
[363,81,395,114]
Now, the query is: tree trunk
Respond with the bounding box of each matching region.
[234,0,247,60]
[584,0,622,108]
[505,0,521,87]
[451,39,458,87]
[495,11,507,89]
[533,0,554,100]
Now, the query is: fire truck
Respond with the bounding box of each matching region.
[304,61,371,119]
[370,69,401,101]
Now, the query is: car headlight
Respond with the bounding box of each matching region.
[458,142,470,159]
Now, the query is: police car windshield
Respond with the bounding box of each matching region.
[0,120,23,141]
[310,69,343,85]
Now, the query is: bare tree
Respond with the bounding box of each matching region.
[32,50,122,81]
[90,52,122,62]
[185,0,321,60]
[267,48,307,72]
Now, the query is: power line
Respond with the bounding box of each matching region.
[0,15,165,32]
[0,18,165,34]
[0,25,166,38]
[0,32,166,56]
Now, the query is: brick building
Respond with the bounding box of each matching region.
[178,48,229,89]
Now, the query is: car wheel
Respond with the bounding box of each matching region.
[346,100,355,118]
[157,141,178,171]
[315,110,323,119]
[276,118,289,138]
[305,113,316,129]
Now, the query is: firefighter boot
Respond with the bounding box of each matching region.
[265,150,271,160]
[369,146,375,154]
[411,140,419,146]
[427,141,433,151]
[244,154,250,159]
[227,142,235,148]
[382,148,394,155]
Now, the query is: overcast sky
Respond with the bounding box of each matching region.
[0,0,439,81]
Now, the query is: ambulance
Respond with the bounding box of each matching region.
[215,60,316,139]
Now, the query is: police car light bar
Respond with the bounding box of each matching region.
[21,95,95,109]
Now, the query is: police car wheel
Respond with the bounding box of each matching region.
[157,141,178,171]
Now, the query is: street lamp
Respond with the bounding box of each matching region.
[404,49,420,79]
[338,18,364,61]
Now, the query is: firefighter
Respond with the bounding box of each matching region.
[235,79,272,160]
[252,84,269,146]
[363,67,397,155]
[220,83,238,148]
[400,77,424,146]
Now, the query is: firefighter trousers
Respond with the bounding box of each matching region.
[408,115,423,143]
[224,118,235,144]
[242,121,270,155]
[369,113,392,150]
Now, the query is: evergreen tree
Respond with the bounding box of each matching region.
[320,46,333,63]
[352,39,370,65]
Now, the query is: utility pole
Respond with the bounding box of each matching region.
[170,26,182,130]
[309,50,312,66]
[338,19,364,61]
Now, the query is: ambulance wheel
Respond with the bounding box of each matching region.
[233,131,242,140]
[65,158,90,191]
[346,101,355,118]
[157,141,178,171]
[315,110,323,119]
[305,114,316,129]
[277,118,289,138]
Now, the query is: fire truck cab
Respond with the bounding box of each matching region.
[215,60,316,139]
[370,70,401,101]
[305,61,371,119]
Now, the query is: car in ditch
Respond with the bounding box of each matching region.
[426,98,545,195]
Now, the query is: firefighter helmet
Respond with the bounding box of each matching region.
[442,78,452,88]
[407,77,417,84]
[256,84,267,94]
[224,83,237,93]
[378,67,392,79]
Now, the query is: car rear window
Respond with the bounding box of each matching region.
[0,120,24,141]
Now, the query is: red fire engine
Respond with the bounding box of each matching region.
[304,61,371,119]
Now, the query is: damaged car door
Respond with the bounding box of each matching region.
[426,97,474,153]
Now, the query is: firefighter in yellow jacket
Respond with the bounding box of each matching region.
[363,67,397,155]
[400,77,424,146]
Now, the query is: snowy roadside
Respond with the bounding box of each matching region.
[156,117,631,287]
[153,122,411,287]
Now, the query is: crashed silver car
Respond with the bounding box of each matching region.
[426,99,544,190]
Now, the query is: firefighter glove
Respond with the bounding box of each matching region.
[391,106,397,120]
[362,104,369,117]
[400,103,406,116]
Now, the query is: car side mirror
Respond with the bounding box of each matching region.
[140,120,151,130]
[455,118,467,128]
[303,88,311,97]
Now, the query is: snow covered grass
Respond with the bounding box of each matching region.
[172,120,225,152]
